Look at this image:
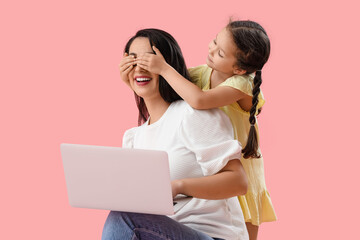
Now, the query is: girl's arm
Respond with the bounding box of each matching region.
[136,47,249,109]
[171,159,247,199]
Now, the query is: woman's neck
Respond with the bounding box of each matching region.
[144,97,170,125]
[210,70,234,89]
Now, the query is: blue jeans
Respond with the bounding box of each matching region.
[102,211,224,240]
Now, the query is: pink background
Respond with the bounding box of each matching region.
[1,0,359,239]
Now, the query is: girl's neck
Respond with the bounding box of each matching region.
[210,69,234,89]
[144,97,170,125]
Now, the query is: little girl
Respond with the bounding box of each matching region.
[120,20,276,240]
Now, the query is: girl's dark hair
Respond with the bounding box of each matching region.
[227,20,270,159]
[124,29,192,125]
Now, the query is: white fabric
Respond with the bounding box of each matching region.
[123,100,249,240]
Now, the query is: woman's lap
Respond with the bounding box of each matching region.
[102,211,219,240]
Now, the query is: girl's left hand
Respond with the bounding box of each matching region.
[136,46,169,75]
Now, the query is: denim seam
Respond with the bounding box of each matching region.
[134,227,172,240]
[131,232,138,240]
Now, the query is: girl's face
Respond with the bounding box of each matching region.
[128,37,161,101]
[206,27,242,75]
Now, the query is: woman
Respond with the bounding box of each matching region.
[102,29,249,240]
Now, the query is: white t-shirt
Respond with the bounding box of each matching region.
[123,100,249,240]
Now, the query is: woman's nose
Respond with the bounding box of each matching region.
[134,63,145,72]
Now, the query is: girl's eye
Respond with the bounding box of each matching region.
[213,39,217,45]
[218,51,223,57]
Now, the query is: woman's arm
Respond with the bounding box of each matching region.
[136,47,249,109]
[171,159,247,199]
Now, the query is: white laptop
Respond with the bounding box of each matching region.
[60,143,191,215]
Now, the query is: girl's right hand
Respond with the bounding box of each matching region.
[119,53,136,87]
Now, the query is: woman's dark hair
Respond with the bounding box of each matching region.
[227,20,271,159]
[124,29,192,125]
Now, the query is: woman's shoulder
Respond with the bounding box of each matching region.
[122,126,141,148]
[173,100,213,116]
[170,100,196,117]
[175,101,233,135]
[174,100,228,120]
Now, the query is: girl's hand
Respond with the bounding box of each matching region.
[136,46,169,75]
[119,53,136,87]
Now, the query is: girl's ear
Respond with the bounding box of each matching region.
[233,68,246,75]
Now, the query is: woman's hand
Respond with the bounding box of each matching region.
[119,53,136,87]
[136,46,170,75]
[171,179,183,198]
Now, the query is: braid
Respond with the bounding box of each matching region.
[227,20,270,159]
[242,70,262,159]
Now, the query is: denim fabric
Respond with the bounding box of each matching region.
[102,211,224,240]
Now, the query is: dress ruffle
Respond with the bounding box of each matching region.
[238,190,277,226]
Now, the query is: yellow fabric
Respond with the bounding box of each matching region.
[189,65,277,225]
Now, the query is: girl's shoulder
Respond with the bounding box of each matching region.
[219,74,265,109]
[188,64,212,78]
[219,74,255,96]
[188,64,209,76]
[188,65,212,88]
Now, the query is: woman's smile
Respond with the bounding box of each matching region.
[134,75,152,85]
[128,37,160,98]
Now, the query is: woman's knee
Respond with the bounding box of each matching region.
[102,211,135,240]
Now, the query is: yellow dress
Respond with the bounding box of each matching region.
[189,65,277,226]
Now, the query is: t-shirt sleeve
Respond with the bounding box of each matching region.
[178,106,242,176]
[122,127,137,148]
[188,65,206,89]
[219,74,265,109]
